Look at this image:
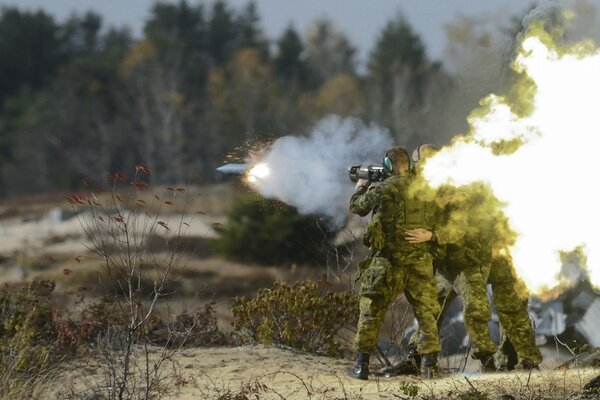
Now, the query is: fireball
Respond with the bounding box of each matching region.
[423,22,600,294]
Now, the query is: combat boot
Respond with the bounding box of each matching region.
[406,343,422,367]
[420,352,438,379]
[379,344,421,377]
[474,351,496,372]
[499,337,518,371]
[347,352,370,380]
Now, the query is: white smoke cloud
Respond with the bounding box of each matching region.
[249,115,394,226]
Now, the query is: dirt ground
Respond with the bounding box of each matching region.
[40,344,599,399]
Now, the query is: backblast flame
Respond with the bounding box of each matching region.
[246,163,270,185]
[423,23,600,294]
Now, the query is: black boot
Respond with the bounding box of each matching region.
[347,352,370,380]
[420,352,438,379]
[379,344,421,377]
[406,343,422,367]
[501,337,518,371]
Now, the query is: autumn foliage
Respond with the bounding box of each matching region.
[231,279,358,357]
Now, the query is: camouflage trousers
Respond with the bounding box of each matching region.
[354,250,441,355]
[406,246,494,355]
[489,255,542,365]
[407,272,457,348]
[438,245,497,357]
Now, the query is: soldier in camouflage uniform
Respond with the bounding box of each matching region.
[395,145,541,373]
[409,182,501,370]
[398,204,542,373]
[444,192,542,369]
[347,146,441,380]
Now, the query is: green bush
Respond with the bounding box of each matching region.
[231,279,358,357]
[0,281,70,398]
[0,281,58,369]
[213,194,334,265]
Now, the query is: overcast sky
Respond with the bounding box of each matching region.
[1,0,596,63]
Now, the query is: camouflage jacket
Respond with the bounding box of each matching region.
[432,182,514,263]
[349,173,435,254]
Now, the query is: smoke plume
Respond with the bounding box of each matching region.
[423,5,600,293]
[248,115,393,226]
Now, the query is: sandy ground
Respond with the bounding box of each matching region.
[0,209,223,256]
[41,345,599,400]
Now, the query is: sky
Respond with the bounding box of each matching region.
[0,0,536,61]
[2,0,599,64]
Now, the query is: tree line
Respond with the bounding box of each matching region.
[0,0,517,197]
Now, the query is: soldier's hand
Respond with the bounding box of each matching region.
[405,228,433,243]
[355,179,370,190]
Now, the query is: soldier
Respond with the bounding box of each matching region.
[406,181,500,370]
[347,146,441,380]
[380,144,456,376]
[394,144,541,373]
[389,145,499,373]
[435,184,542,370]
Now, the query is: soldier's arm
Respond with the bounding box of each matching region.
[433,208,467,245]
[349,182,384,217]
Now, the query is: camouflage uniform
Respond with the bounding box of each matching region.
[379,182,497,376]
[350,173,441,356]
[436,185,541,367]
[489,253,542,366]
[429,184,499,359]
[437,243,497,357]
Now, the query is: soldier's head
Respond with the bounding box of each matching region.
[383,147,411,175]
[412,144,439,164]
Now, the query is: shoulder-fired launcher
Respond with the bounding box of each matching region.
[348,165,388,183]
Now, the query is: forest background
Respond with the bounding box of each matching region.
[0,0,539,197]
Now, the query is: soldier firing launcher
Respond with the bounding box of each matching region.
[348,165,388,183]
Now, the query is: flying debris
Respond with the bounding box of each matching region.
[216,163,248,175]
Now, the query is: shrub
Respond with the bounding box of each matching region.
[73,296,130,344]
[0,280,73,398]
[58,295,230,349]
[231,279,358,357]
[146,303,230,347]
[213,194,334,265]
